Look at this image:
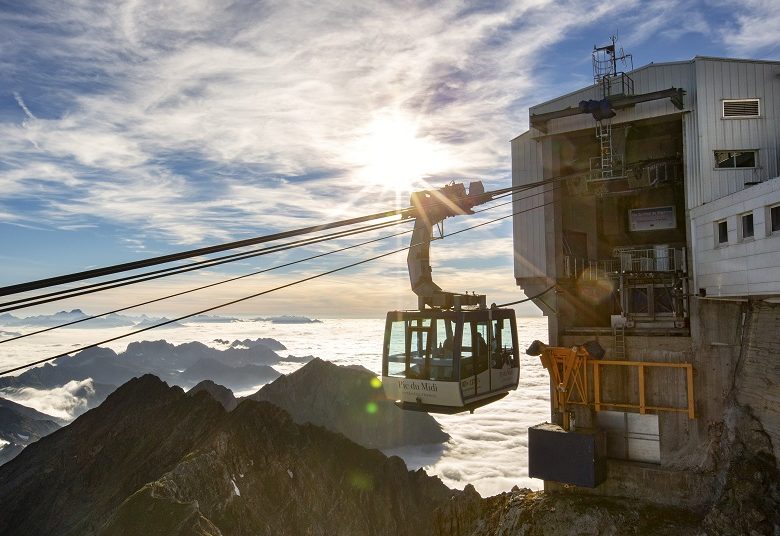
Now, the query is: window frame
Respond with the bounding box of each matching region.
[715,219,729,247]
[767,204,780,237]
[713,150,758,170]
[738,211,754,241]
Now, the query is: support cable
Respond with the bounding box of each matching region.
[0,220,405,313]
[0,196,554,376]
[496,284,557,307]
[0,186,549,340]
[0,181,550,313]
[0,221,410,343]
[0,208,412,297]
[0,179,561,298]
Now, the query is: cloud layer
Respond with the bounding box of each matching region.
[0,378,95,420]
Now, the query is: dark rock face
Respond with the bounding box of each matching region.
[188,380,238,411]
[0,398,61,465]
[702,406,780,535]
[248,358,449,449]
[434,487,704,536]
[0,375,455,536]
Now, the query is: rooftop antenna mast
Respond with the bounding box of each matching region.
[592,34,633,95]
[590,34,633,183]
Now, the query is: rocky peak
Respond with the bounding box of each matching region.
[188,380,238,411]
[0,374,458,536]
[248,358,449,449]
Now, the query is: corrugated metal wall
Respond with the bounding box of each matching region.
[511,131,547,280]
[512,57,780,284]
[690,58,780,208]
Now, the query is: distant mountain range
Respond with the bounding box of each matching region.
[0,309,180,329]
[0,338,304,417]
[0,310,322,330]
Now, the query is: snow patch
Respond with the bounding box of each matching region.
[287,469,294,479]
[0,438,9,450]
[16,433,29,440]
[231,478,240,497]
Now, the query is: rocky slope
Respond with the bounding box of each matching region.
[434,486,704,536]
[188,380,238,411]
[0,375,455,536]
[248,358,449,449]
[0,398,61,465]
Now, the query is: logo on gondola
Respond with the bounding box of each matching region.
[399,380,438,392]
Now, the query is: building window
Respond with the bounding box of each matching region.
[722,99,760,118]
[716,220,728,246]
[739,212,754,240]
[714,150,757,169]
[768,204,780,235]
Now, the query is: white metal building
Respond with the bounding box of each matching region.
[513,56,780,332]
[512,54,780,504]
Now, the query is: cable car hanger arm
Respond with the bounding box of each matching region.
[406,181,493,310]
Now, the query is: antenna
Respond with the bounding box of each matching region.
[587,35,634,184]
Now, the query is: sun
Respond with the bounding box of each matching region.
[347,110,453,194]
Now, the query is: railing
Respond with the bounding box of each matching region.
[593,360,695,419]
[612,246,686,272]
[564,247,687,279]
[563,256,619,279]
[539,346,696,426]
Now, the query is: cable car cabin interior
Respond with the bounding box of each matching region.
[381,309,520,413]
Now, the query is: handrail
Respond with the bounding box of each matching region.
[592,359,695,419]
[539,347,695,424]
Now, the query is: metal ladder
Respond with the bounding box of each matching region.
[613,325,626,360]
[596,121,615,180]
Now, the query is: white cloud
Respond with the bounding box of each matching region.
[715,0,780,56]
[0,378,95,420]
[0,0,644,246]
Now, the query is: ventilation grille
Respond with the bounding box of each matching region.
[723,99,760,117]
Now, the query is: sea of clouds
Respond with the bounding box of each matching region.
[0,316,550,496]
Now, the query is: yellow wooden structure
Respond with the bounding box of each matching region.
[538,345,695,430]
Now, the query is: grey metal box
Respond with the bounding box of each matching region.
[528,423,607,488]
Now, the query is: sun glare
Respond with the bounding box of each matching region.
[348,110,453,194]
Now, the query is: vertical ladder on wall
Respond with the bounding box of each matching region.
[596,121,614,180]
[613,325,626,360]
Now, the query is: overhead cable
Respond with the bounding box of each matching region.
[0,178,562,298]
[0,195,554,376]
[495,284,558,307]
[0,220,406,313]
[1,185,558,344]
[0,221,411,343]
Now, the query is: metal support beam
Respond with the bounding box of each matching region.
[530,87,686,132]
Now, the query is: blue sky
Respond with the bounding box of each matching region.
[1,0,778,318]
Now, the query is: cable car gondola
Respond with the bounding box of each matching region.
[380,181,520,413]
[382,307,519,413]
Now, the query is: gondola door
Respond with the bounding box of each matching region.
[405,318,432,379]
